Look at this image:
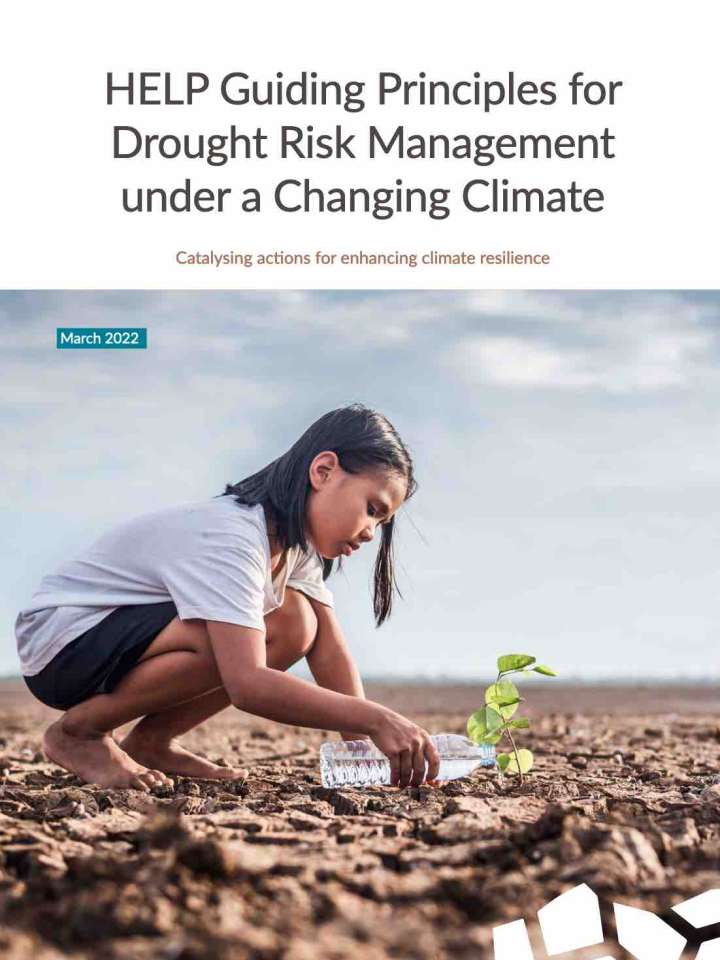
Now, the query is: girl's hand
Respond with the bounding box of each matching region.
[368,708,440,787]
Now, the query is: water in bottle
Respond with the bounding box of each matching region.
[319,733,496,788]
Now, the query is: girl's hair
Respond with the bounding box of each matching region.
[224,404,416,626]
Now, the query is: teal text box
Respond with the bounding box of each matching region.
[56,327,147,349]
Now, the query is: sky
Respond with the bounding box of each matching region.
[2,290,719,681]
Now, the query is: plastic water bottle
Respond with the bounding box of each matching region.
[319,733,496,788]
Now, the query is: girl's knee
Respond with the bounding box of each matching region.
[284,589,319,655]
[267,588,318,658]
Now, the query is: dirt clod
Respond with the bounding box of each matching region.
[1,682,719,959]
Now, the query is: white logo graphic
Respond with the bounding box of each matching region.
[492,884,720,959]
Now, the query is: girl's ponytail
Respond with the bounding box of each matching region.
[373,517,399,626]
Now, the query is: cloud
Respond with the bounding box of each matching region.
[4,290,720,680]
[454,335,592,388]
[445,294,718,392]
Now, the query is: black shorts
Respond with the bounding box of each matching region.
[24,602,179,711]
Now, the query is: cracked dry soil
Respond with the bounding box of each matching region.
[1,682,719,959]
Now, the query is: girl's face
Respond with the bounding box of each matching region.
[305,452,407,559]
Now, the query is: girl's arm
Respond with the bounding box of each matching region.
[207,620,440,786]
[208,619,378,733]
[303,597,368,741]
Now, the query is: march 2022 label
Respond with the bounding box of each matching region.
[56,328,147,349]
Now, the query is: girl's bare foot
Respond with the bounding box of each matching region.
[43,720,173,792]
[120,731,246,780]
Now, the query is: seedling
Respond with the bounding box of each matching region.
[466,654,557,783]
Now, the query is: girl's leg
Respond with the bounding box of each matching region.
[120,588,319,777]
[44,589,318,788]
[119,687,236,779]
[43,617,224,790]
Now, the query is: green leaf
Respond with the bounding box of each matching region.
[497,654,536,674]
[496,753,512,772]
[485,681,521,720]
[485,680,519,703]
[467,705,504,744]
[468,705,503,737]
[508,716,530,729]
[483,730,504,745]
[505,749,534,775]
[532,664,558,677]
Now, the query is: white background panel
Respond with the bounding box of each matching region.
[2,0,718,289]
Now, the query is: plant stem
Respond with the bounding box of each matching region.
[505,727,524,785]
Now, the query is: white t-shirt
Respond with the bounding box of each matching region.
[15,496,333,677]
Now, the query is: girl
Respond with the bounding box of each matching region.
[16,404,440,792]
